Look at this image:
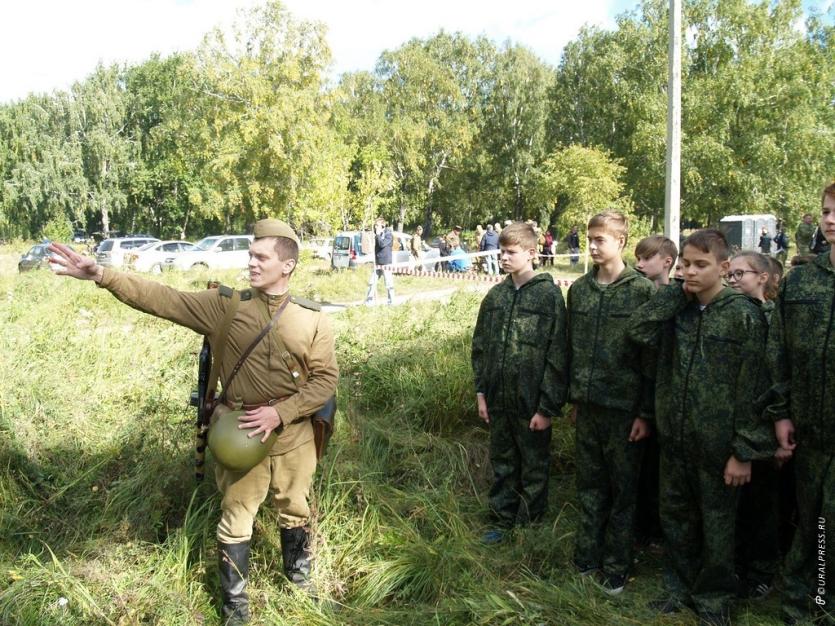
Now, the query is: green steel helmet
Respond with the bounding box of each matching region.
[208,410,278,472]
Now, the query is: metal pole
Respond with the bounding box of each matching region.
[664,0,682,247]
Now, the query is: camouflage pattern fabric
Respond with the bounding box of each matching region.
[779,447,834,624]
[736,459,780,587]
[764,254,835,452]
[659,444,739,615]
[795,221,816,253]
[629,282,775,616]
[487,410,552,527]
[472,273,568,420]
[628,282,774,470]
[566,265,655,417]
[472,272,568,528]
[763,254,835,623]
[573,403,644,577]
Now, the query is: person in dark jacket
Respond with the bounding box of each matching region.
[365,217,395,305]
[765,183,835,626]
[471,222,568,544]
[479,224,500,275]
[629,229,775,625]
[568,226,581,267]
[567,211,655,594]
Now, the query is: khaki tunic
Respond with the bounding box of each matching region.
[99,269,339,539]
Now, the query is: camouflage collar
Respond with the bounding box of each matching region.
[589,263,642,289]
[813,252,835,274]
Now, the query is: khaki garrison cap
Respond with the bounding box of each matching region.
[253,218,300,245]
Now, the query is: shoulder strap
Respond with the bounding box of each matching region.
[218,295,291,403]
[207,289,241,403]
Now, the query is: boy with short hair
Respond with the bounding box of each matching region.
[765,183,835,625]
[635,235,678,287]
[567,211,655,593]
[471,222,568,543]
[629,229,774,625]
[633,235,678,548]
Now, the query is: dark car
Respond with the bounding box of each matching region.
[18,243,72,272]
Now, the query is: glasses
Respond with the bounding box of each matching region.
[726,269,760,281]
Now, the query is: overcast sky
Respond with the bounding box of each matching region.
[0,0,831,104]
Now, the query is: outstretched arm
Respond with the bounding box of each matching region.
[49,243,223,336]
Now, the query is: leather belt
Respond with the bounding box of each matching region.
[226,396,290,411]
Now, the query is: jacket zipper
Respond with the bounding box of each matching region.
[819,275,835,427]
[500,285,522,408]
[680,306,703,447]
[586,288,605,402]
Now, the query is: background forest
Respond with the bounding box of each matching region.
[0,0,833,242]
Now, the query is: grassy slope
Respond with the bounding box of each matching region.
[0,246,783,625]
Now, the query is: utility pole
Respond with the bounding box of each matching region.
[664,0,681,246]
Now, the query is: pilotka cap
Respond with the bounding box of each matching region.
[253,219,300,244]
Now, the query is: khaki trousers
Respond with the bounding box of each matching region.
[215,437,317,543]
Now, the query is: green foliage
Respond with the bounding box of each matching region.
[0,0,832,240]
[41,216,73,242]
[531,145,630,236]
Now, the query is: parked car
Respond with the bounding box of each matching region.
[95,236,160,268]
[171,235,253,271]
[331,231,439,270]
[19,242,71,272]
[124,240,197,273]
[311,237,333,262]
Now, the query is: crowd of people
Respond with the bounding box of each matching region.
[472,183,835,626]
[46,186,834,626]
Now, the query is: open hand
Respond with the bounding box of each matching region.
[238,405,282,443]
[47,243,103,282]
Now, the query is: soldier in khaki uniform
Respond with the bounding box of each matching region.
[49,219,338,625]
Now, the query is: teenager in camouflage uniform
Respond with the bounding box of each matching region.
[567,211,655,594]
[727,252,783,599]
[795,213,816,254]
[765,183,835,626]
[472,222,568,543]
[629,230,775,626]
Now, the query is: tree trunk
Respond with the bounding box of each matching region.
[397,198,405,233]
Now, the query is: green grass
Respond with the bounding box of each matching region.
[0,245,787,625]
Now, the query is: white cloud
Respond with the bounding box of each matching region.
[0,0,620,103]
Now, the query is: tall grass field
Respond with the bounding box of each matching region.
[0,244,785,625]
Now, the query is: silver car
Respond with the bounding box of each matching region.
[96,237,160,267]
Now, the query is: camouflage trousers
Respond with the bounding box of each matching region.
[573,404,643,577]
[488,410,552,528]
[736,459,780,586]
[780,447,834,625]
[659,445,738,616]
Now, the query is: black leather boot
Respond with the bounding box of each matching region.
[280,526,315,595]
[218,541,250,625]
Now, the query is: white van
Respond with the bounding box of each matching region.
[171,235,253,270]
[96,237,160,267]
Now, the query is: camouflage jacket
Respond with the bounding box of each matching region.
[628,282,774,469]
[566,265,655,416]
[760,299,775,326]
[472,273,568,419]
[763,253,835,452]
[795,221,816,253]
